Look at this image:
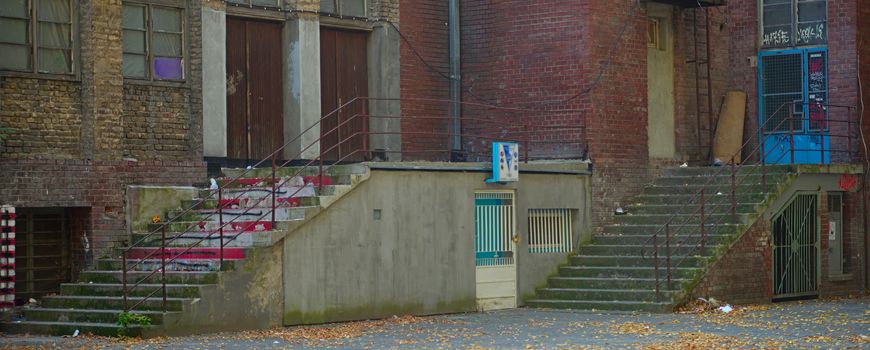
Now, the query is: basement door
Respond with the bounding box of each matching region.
[14,208,70,304]
[772,193,819,300]
[474,191,517,310]
[759,48,829,164]
[226,17,284,162]
[320,28,368,162]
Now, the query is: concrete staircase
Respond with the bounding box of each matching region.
[527,165,796,312]
[0,165,368,337]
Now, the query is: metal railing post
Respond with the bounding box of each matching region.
[218,186,224,271]
[789,104,795,163]
[760,124,766,190]
[653,234,660,302]
[161,225,167,312]
[730,156,736,219]
[819,111,825,164]
[700,188,706,251]
[271,154,277,226]
[665,223,671,290]
[121,248,128,311]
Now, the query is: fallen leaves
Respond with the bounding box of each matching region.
[641,332,752,350]
[608,322,658,336]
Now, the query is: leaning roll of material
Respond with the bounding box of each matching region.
[713,91,747,165]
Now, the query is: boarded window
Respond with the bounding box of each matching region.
[762,0,826,48]
[320,0,366,17]
[0,0,74,74]
[122,4,184,80]
[528,209,574,254]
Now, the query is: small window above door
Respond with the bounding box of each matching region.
[320,0,366,17]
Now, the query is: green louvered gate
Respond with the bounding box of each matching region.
[474,191,517,310]
[772,193,819,300]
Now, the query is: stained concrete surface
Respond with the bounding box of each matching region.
[2,297,867,349]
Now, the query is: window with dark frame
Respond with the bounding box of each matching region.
[225,0,281,7]
[761,0,827,48]
[122,3,184,81]
[0,0,75,74]
[320,0,366,17]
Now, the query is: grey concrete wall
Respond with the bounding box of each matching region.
[284,16,321,160]
[157,243,284,336]
[647,3,677,159]
[125,186,198,235]
[367,23,402,160]
[201,7,227,158]
[282,165,590,325]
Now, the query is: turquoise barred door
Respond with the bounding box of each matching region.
[474,191,517,310]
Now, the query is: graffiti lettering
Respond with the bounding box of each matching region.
[796,24,825,44]
[762,30,790,46]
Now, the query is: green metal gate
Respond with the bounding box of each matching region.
[772,193,819,300]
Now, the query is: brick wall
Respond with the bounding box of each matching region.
[0,78,83,158]
[122,84,196,160]
[691,219,772,304]
[0,159,206,257]
[0,0,207,260]
[398,0,450,160]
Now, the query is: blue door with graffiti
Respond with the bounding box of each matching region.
[759,48,829,164]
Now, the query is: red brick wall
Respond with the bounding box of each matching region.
[691,219,772,304]
[0,159,206,257]
[398,0,450,160]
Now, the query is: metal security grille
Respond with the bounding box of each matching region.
[772,193,819,299]
[528,209,573,253]
[474,192,515,267]
[762,53,803,133]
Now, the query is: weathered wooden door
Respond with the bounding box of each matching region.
[320,28,368,161]
[226,17,284,161]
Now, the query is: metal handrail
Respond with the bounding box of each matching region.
[120,97,588,312]
[643,102,858,301]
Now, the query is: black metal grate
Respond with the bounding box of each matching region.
[762,53,803,133]
[772,193,819,299]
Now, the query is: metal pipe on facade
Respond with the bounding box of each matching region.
[448,0,461,154]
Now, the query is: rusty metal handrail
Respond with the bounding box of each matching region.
[120,97,588,312]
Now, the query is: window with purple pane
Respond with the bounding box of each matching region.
[154,57,183,80]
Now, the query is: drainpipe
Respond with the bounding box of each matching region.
[448,0,461,155]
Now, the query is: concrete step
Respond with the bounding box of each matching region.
[216,174,352,188]
[625,202,761,215]
[642,182,771,195]
[591,233,728,246]
[41,295,191,312]
[131,230,272,248]
[614,213,749,226]
[121,247,246,261]
[146,219,288,234]
[222,164,367,178]
[652,173,789,186]
[547,276,688,290]
[96,258,235,271]
[557,265,701,279]
[662,165,795,177]
[60,283,205,298]
[568,255,708,268]
[0,320,144,337]
[632,192,768,206]
[167,207,308,224]
[602,223,742,236]
[576,244,718,257]
[525,299,671,312]
[535,288,677,303]
[21,308,171,325]
[181,196,320,210]
[78,270,218,284]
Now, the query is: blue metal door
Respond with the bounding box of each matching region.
[759,48,829,164]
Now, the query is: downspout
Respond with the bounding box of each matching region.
[448,0,462,155]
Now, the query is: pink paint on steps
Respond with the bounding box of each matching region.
[127,247,246,260]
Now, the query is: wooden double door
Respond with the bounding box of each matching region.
[320,28,369,161]
[226,17,284,161]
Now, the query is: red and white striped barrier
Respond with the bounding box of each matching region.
[0,206,15,311]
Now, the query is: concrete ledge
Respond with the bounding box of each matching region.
[365,161,591,175]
